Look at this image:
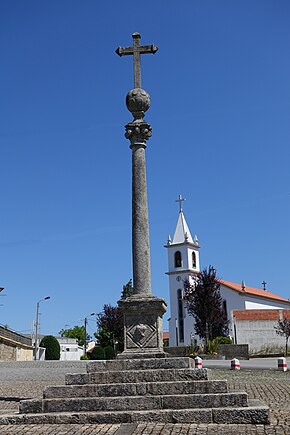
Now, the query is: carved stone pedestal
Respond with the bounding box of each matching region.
[118,296,167,359]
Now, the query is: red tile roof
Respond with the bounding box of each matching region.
[233,309,290,321]
[219,280,290,304]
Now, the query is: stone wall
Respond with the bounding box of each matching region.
[165,346,190,357]
[0,327,33,361]
[0,339,16,360]
[218,344,249,360]
[166,344,249,360]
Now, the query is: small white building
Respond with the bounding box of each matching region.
[57,337,83,361]
[166,197,290,347]
[232,309,290,354]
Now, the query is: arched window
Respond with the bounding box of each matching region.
[174,251,182,268]
[177,289,184,343]
[192,252,196,268]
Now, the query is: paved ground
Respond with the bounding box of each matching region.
[0,361,288,434]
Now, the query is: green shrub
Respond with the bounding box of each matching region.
[206,336,232,354]
[80,354,89,360]
[89,346,105,360]
[217,336,232,345]
[104,345,115,360]
[39,335,60,360]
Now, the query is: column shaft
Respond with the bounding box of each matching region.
[131,144,152,296]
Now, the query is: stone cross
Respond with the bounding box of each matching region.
[176,194,185,212]
[116,33,166,358]
[116,32,158,88]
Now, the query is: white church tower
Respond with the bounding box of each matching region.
[165,195,201,346]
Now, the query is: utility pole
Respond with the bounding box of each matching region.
[83,313,95,356]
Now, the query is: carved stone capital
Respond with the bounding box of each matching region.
[125,121,152,148]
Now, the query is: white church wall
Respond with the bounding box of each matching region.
[168,271,198,347]
[168,276,186,347]
[219,285,245,338]
[183,307,196,345]
[168,279,179,347]
[245,300,290,310]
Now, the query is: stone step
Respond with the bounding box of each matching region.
[20,392,248,414]
[65,368,209,385]
[86,357,194,372]
[213,399,270,424]
[44,379,228,399]
[0,401,270,424]
[45,380,228,399]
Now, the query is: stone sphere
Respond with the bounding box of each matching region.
[126,88,150,115]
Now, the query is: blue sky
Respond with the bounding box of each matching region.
[0,1,289,336]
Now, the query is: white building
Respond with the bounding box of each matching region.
[57,337,83,361]
[166,197,290,347]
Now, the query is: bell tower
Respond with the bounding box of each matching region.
[165,195,201,346]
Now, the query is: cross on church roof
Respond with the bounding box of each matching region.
[116,32,158,89]
[176,194,186,212]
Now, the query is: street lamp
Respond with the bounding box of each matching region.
[0,288,5,307]
[34,296,50,360]
[84,312,95,356]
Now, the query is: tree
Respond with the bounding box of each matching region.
[121,279,134,299]
[95,304,124,349]
[94,327,115,348]
[94,280,133,350]
[104,345,115,360]
[89,346,106,360]
[39,335,60,360]
[59,325,86,346]
[275,318,290,356]
[184,266,229,342]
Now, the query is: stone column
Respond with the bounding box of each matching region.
[131,144,151,293]
[118,88,167,359]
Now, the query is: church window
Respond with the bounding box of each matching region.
[223,300,228,319]
[175,251,182,268]
[177,289,184,343]
[192,252,196,268]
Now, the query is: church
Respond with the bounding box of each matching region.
[166,195,290,347]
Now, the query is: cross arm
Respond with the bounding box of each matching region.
[116,44,158,57]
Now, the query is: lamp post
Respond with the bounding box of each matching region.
[34,296,50,360]
[0,288,5,307]
[84,313,95,356]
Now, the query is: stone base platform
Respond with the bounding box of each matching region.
[0,357,270,425]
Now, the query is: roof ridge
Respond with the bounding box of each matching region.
[219,279,290,304]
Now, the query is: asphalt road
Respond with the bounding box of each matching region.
[203,357,290,370]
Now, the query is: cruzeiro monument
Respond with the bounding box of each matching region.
[116,32,167,359]
[0,34,270,425]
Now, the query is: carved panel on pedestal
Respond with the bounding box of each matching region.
[125,314,158,349]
